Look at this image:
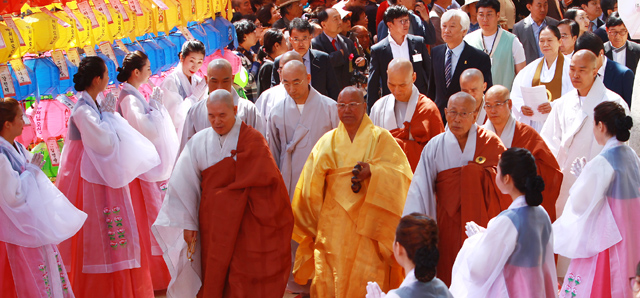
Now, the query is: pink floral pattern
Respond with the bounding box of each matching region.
[105,206,127,249]
[563,272,581,298]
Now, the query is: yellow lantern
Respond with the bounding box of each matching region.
[11,18,34,58]
[91,6,109,45]
[195,0,212,22]
[53,10,77,50]
[71,9,93,47]
[121,5,137,41]
[0,23,19,63]
[163,0,182,33]
[178,0,196,26]
[134,0,154,38]
[106,5,124,41]
[23,12,59,53]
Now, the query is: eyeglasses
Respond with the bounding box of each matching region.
[484,99,510,110]
[395,19,410,25]
[446,110,475,119]
[291,37,310,43]
[336,102,365,110]
[608,30,628,37]
[283,81,304,88]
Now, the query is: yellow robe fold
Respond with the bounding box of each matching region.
[292,115,413,297]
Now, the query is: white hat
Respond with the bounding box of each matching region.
[461,0,480,12]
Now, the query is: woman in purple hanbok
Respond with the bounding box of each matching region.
[554,101,640,298]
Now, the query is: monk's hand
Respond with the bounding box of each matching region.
[184,229,197,245]
[352,162,371,183]
[537,102,552,114]
[520,105,534,116]
[29,153,45,169]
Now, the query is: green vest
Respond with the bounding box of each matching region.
[464,28,517,90]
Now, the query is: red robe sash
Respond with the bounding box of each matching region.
[511,121,563,221]
[434,127,509,286]
[198,123,293,298]
[390,95,445,172]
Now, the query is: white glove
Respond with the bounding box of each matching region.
[192,80,208,100]
[29,153,45,169]
[366,281,386,298]
[465,221,486,237]
[101,92,118,113]
[151,86,164,105]
[570,156,587,178]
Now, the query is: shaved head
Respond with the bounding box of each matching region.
[282,60,307,74]
[459,68,486,110]
[460,68,484,83]
[207,89,235,109]
[448,92,477,110]
[206,89,237,135]
[338,86,367,132]
[387,58,416,103]
[339,86,365,103]
[207,58,232,75]
[280,50,303,67]
[572,49,598,69]
[485,85,510,102]
[570,50,599,95]
[281,60,311,103]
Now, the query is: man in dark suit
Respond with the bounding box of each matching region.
[376,0,437,45]
[578,0,603,32]
[512,0,559,64]
[604,12,640,75]
[271,18,341,99]
[576,32,635,107]
[368,5,431,107]
[429,9,492,122]
[312,8,366,91]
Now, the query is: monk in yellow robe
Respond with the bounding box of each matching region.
[291,87,413,297]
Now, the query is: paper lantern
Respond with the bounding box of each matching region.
[212,16,236,49]
[24,12,59,53]
[24,57,60,98]
[106,5,125,42]
[0,22,19,63]
[7,61,37,100]
[188,24,210,54]
[15,112,36,146]
[53,10,77,50]
[178,0,196,26]
[134,0,154,38]
[59,56,78,94]
[155,35,179,72]
[162,0,182,33]
[71,9,93,47]
[11,17,35,59]
[91,6,109,45]
[201,22,220,52]
[139,39,165,75]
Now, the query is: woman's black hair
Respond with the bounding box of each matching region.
[73,56,107,91]
[396,213,439,283]
[540,24,561,40]
[594,101,633,142]
[180,40,206,59]
[499,148,545,207]
[257,28,285,62]
[234,19,257,44]
[116,50,148,83]
[256,3,276,27]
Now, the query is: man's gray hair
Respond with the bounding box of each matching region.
[441,9,470,33]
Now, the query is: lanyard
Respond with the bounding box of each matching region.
[482,28,500,57]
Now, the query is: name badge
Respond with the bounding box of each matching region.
[412,53,422,62]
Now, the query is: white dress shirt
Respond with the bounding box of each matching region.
[389,34,410,60]
[445,41,466,74]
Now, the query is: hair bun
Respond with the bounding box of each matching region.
[525,175,545,193]
[413,246,439,282]
[116,66,124,72]
[615,116,633,131]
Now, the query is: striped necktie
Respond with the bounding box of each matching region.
[445,49,453,88]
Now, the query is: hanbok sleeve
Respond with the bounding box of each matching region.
[403,141,438,218]
[450,215,518,298]
[74,104,160,188]
[161,77,201,138]
[539,102,563,157]
[553,155,621,258]
[152,138,205,298]
[120,95,180,181]
[510,69,526,119]
[0,156,87,247]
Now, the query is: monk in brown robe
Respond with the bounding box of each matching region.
[482,85,562,220]
[152,90,293,298]
[370,59,445,171]
[403,92,510,285]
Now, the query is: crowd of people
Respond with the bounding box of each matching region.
[2,0,640,297]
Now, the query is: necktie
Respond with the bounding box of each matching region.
[445,49,453,88]
[332,39,337,51]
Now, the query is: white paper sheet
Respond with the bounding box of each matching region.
[521,85,550,122]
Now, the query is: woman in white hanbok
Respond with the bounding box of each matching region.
[0,98,86,298]
[56,56,161,298]
[160,40,208,141]
[366,213,453,298]
[449,147,558,297]
[116,51,180,290]
[510,25,573,132]
[554,101,640,298]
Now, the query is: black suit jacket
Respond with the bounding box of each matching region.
[271,49,340,100]
[428,41,493,122]
[367,34,432,108]
[605,40,640,75]
[603,58,635,108]
[311,33,360,91]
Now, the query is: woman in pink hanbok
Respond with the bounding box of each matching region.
[56,56,161,298]
[554,101,640,298]
[116,51,179,290]
[0,97,87,298]
[449,147,558,297]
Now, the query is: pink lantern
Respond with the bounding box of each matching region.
[198,49,243,77]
